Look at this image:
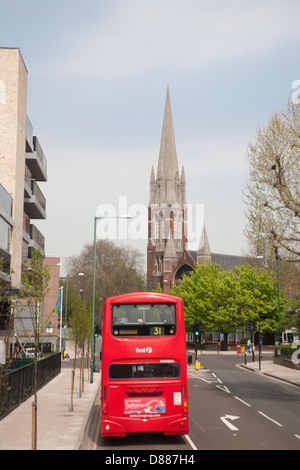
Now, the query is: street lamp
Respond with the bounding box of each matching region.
[276,256,281,344]
[90,214,132,383]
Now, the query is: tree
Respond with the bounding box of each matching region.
[66,240,145,326]
[15,249,50,450]
[60,278,83,328]
[152,282,163,293]
[68,296,91,409]
[244,99,300,262]
[170,263,289,337]
[280,299,300,339]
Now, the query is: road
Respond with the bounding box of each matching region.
[80,352,300,451]
[187,353,300,450]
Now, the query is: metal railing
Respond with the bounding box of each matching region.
[0,352,61,420]
[33,136,47,175]
[31,180,46,211]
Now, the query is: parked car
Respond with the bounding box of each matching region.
[23,348,41,358]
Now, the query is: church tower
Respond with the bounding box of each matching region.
[147,86,196,293]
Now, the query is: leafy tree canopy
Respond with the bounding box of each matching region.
[170,263,289,334]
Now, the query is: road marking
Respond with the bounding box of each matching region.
[220,415,240,432]
[234,396,251,407]
[184,434,198,450]
[188,368,231,394]
[258,411,283,427]
[216,384,231,393]
[295,434,300,440]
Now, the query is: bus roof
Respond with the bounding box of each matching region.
[105,292,182,304]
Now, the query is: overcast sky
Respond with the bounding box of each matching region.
[1,0,300,274]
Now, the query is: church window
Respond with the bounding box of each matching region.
[174,210,182,240]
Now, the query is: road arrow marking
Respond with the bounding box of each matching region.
[220,415,240,431]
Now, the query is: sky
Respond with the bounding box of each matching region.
[1,0,300,275]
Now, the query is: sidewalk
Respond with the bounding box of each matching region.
[240,356,300,387]
[188,348,300,387]
[0,358,101,450]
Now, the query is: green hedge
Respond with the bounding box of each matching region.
[274,346,297,360]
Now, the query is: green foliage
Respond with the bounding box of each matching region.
[60,278,81,325]
[170,263,289,334]
[274,345,297,359]
[240,337,250,345]
[18,248,50,340]
[280,298,300,338]
[152,282,163,293]
[69,296,92,356]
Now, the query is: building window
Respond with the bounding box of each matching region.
[174,210,182,240]
[0,216,10,252]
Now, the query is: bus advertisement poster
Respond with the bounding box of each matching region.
[124,398,166,415]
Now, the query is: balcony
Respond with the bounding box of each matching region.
[24,180,46,219]
[25,135,47,182]
[24,165,32,198]
[26,116,34,152]
[29,224,45,253]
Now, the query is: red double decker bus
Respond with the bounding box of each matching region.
[100,292,189,437]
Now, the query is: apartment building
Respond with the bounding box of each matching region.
[0,48,62,353]
[0,48,46,291]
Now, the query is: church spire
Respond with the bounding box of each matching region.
[156,85,180,205]
[197,224,211,265]
[149,165,155,205]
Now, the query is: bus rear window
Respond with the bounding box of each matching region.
[109,363,181,380]
[112,303,176,337]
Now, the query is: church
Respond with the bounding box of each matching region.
[147,86,249,293]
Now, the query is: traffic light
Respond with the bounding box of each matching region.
[246,319,251,331]
[259,330,264,342]
[192,322,199,336]
[193,321,203,337]
[94,326,99,338]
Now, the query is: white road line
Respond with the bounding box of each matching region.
[184,434,198,450]
[258,411,283,427]
[216,384,231,393]
[234,396,251,407]
[294,434,300,440]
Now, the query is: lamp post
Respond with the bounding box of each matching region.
[276,256,281,344]
[90,215,132,383]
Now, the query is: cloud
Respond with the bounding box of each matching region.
[31,0,300,81]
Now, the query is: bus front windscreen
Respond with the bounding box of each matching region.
[112,303,176,337]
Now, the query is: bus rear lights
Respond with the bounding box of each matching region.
[102,403,107,415]
[105,425,110,431]
[183,401,188,413]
